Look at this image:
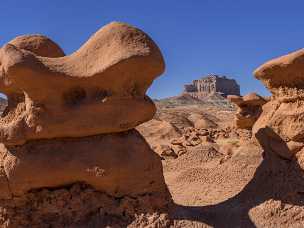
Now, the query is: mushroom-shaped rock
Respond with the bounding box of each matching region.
[0,22,171,226]
[0,22,165,145]
[253,48,304,158]
[227,95,243,106]
[228,93,267,130]
[254,48,304,94]
[243,93,267,106]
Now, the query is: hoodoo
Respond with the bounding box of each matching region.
[253,49,304,159]
[183,74,240,99]
[0,22,171,227]
[228,93,267,130]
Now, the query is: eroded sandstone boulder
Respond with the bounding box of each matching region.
[253,48,304,159]
[228,93,267,130]
[0,22,171,227]
[0,130,168,198]
[0,22,164,145]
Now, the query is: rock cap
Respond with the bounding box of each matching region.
[254,48,304,93]
[0,22,165,145]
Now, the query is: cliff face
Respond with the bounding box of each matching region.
[184,74,240,99]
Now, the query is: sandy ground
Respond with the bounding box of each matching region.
[137,96,304,227]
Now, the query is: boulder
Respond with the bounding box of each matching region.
[194,118,218,129]
[185,133,202,146]
[1,130,169,198]
[0,22,164,145]
[187,113,218,129]
[0,22,171,226]
[171,144,187,156]
[154,144,178,159]
[136,119,181,147]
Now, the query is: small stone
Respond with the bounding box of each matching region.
[171,145,187,156]
[170,138,184,146]
[200,135,215,143]
[155,145,178,158]
[197,129,209,136]
[185,134,202,146]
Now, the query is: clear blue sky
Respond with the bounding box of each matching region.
[0,0,303,98]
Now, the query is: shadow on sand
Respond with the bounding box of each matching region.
[170,127,304,227]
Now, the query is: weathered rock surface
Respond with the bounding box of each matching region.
[0,22,164,145]
[183,74,240,98]
[228,93,267,130]
[253,48,304,158]
[254,48,304,94]
[9,34,65,57]
[0,22,171,227]
[0,130,169,198]
[136,119,181,146]
[0,183,170,227]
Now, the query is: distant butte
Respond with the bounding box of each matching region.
[183,74,240,99]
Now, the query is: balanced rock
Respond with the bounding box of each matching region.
[0,22,164,145]
[253,48,304,158]
[228,93,267,130]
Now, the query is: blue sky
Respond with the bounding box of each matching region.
[0,0,303,98]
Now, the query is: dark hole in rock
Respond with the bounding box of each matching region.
[93,89,110,101]
[0,93,24,120]
[0,93,8,115]
[64,88,87,106]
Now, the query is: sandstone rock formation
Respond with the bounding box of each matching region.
[136,119,181,146]
[9,34,65,57]
[183,74,240,99]
[228,93,267,130]
[253,48,304,159]
[0,22,164,146]
[0,22,171,227]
